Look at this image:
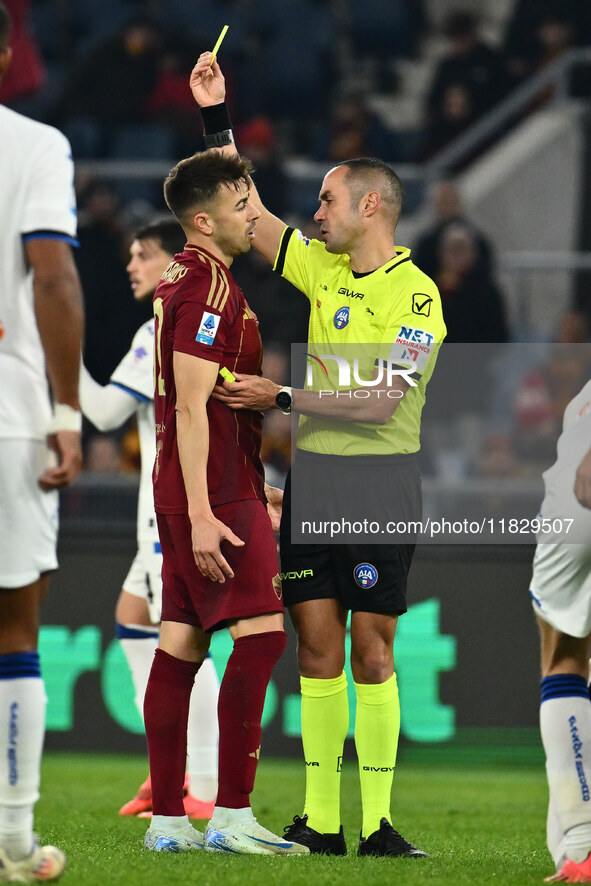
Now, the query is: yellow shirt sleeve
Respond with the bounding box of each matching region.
[273,226,335,303]
[378,275,446,382]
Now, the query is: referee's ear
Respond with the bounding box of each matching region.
[361,191,380,217]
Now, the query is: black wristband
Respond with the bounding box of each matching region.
[204,129,235,149]
[200,102,232,135]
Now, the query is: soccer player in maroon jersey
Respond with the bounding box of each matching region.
[142,150,308,856]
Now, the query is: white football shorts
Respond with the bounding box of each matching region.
[122,542,163,623]
[530,542,591,637]
[0,438,59,588]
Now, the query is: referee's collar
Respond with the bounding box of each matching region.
[351,246,412,279]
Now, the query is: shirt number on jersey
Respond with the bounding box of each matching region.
[153,297,165,396]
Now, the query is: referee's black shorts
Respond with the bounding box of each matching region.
[279,450,421,614]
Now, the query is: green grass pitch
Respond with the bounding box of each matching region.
[37,748,552,885]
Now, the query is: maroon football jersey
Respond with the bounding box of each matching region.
[153,244,266,513]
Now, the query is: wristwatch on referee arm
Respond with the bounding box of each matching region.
[275,387,293,414]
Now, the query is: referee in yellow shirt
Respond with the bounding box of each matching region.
[190,52,446,859]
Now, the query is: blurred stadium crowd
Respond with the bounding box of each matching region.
[5,0,591,163]
[3,0,591,484]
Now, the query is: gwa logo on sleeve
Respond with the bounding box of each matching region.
[196,311,221,345]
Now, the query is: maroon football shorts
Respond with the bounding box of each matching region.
[157,499,283,632]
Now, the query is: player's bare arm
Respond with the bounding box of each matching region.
[190,53,286,266]
[574,445,591,509]
[174,352,244,582]
[212,372,411,424]
[28,237,84,490]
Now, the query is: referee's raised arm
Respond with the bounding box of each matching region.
[190,53,286,267]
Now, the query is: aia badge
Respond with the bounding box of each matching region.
[334,306,350,329]
[354,563,378,589]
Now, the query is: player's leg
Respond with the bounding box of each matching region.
[205,611,308,855]
[116,582,159,721]
[144,545,219,818]
[344,542,427,859]
[0,439,65,881]
[143,618,210,852]
[548,795,568,873]
[531,540,591,880]
[201,500,307,855]
[0,582,49,859]
[117,548,218,819]
[205,610,301,854]
[142,513,209,852]
[186,653,219,818]
[115,570,159,816]
[0,579,67,881]
[538,614,591,880]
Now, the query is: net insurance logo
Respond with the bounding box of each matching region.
[305,351,418,399]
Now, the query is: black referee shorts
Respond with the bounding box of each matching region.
[279,453,420,614]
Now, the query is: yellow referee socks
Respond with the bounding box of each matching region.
[300,672,349,834]
[354,673,400,838]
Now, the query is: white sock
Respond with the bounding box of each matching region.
[566,823,591,864]
[187,656,219,802]
[0,655,46,861]
[209,806,254,828]
[541,675,591,863]
[0,804,34,862]
[118,631,158,719]
[547,795,568,869]
[151,814,190,833]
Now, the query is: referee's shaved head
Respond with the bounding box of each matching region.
[0,2,11,52]
[335,157,404,226]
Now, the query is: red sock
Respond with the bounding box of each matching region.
[217,630,287,808]
[144,648,200,816]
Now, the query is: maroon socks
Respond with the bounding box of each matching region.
[144,648,200,816]
[216,631,286,808]
[144,631,286,815]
